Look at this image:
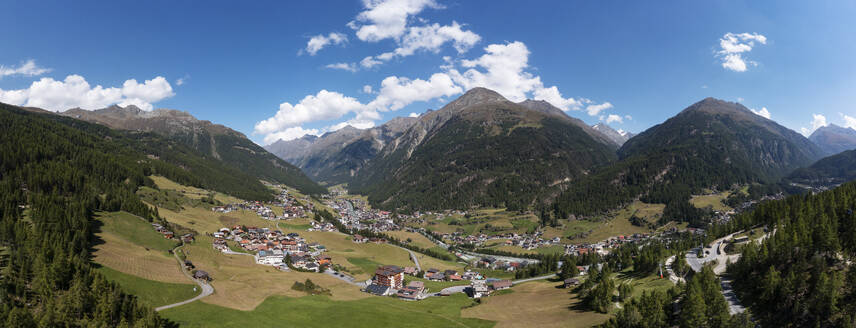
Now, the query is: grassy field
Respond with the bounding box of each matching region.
[92,212,186,283]
[181,235,370,310]
[97,211,178,252]
[97,265,199,307]
[462,280,610,328]
[150,175,244,204]
[566,201,662,244]
[690,191,732,212]
[158,205,277,235]
[383,230,437,249]
[417,208,539,236]
[161,293,493,328]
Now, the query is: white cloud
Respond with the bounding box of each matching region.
[842,114,856,130]
[750,107,771,119]
[350,0,442,42]
[366,22,480,67]
[254,90,367,135]
[408,112,419,117]
[605,114,623,124]
[800,113,828,136]
[325,62,358,72]
[360,56,383,68]
[176,74,189,86]
[624,115,633,121]
[533,86,583,111]
[304,32,348,56]
[445,41,606,114]
[586,102,613,116]
[0,75,173,111]
[446,42,541,102]
[0,59,51,78]
[717,32,766,72]
[366,73,462,112]
[260,41,609,144]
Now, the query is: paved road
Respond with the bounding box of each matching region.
[664,255,686,284]
[221,249,253,256]
[512,274,556,285]
[324,269,365,287]
[458,250,541,264]
[391,245,422,271]
[155,244,215,312]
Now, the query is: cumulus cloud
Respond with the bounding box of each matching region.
[447,42,541,102]
[586,102,613,116]
[260,41,609,143]
[0,59,51,78]
[717,32,767,72]
[365,21,480,67]
[750,107,771,119]
[842,114,856,130]
[533,86,583,111]
[349,0,442,42]
[304,32,348,55]
[0,75,173,111]
[366,73,462,112]
[408,112,419,117]
[800,113,828,136]
[175,74,190,86]
[254,90,367,136]
[605,114,623,124]
[325,62,359,72]
[360,56,383,68]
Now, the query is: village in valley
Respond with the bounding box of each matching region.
[130,179,758,308]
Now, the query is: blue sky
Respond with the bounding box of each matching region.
[1,0,854,145]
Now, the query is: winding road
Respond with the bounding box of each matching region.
[155,244,215,312]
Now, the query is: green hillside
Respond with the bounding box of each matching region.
[0,103,176,326]
[553,98,824,226]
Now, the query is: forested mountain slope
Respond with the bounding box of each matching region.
[63,105,325,195]
[784,149,856,189]
[729,181,856,327]
[553,98,824,225]
[0,102,178,326]
[348,88,618,211]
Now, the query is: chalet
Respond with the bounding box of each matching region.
[403,266,418,276]
[491,280,512,291]
[373,265,404,290]
[563,278,580,288]
[163,231,174,239]
[193,270,210,281]
[448,274,462,281]
[181,234,195,243]
[396,281,425,300]
[318,255,332,266]
[184,260,194,270]
[365,284,391,296]
[471,280,489,298]
[353,235,368,243]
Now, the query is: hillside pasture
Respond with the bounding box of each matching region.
[462,280,610,328]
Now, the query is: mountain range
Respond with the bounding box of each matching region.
[62,105,325,195]
[592,123,635,145]
[809,124,856,155]
[345,88,619,210]
[265,92,621,189]
[553,97,826,224]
